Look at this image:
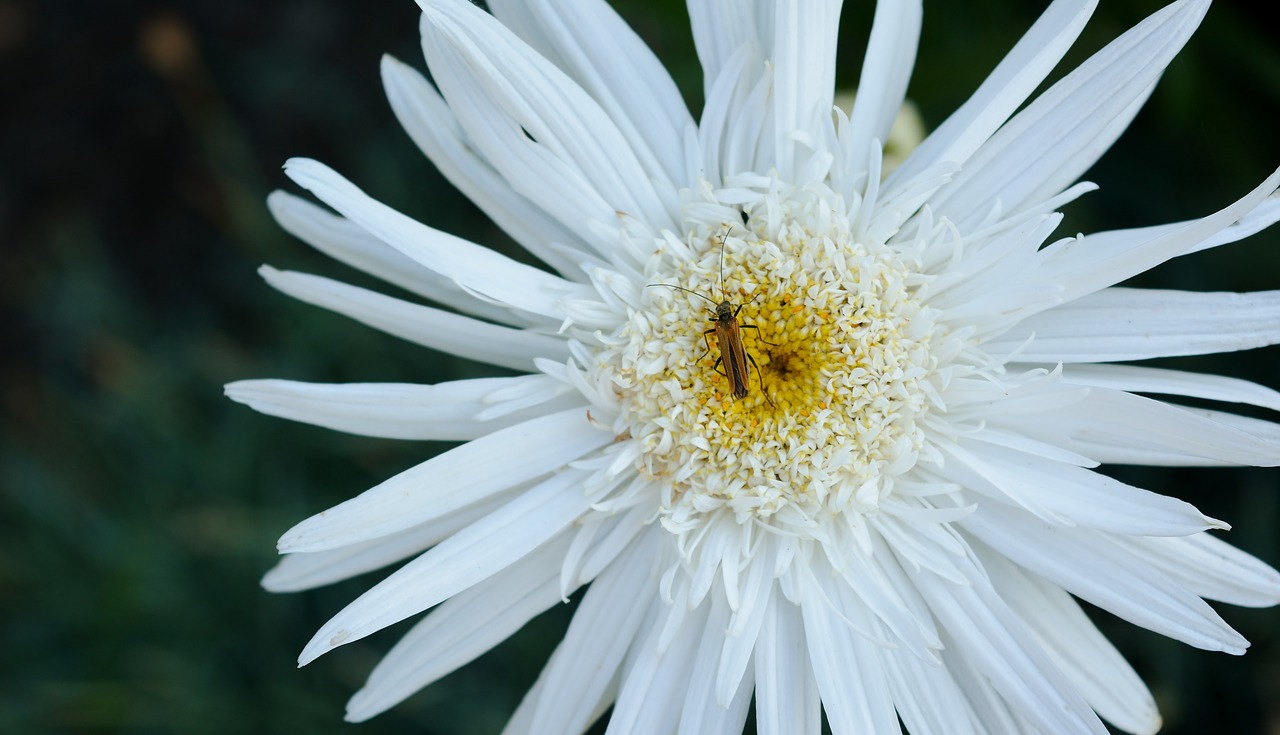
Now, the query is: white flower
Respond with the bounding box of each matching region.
[227,1,1280,733]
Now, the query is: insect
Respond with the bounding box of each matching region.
[649,232,773,403]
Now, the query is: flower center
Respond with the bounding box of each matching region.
[609,178,943,530]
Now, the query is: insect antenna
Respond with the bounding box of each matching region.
[645,283,719,307]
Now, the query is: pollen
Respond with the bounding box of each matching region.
[603,177,946,528]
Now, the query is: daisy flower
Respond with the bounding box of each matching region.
[227,0,1280,732]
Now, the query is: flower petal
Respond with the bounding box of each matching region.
[770,0,843,180]
[268,190,537,326]
[977,546,1161,735]
[379,55,590,277]
[962,502,1250,654]
[344,534,572,721]
[909,566,1108,734]
[940,440,1222,536]
[841,0,921,181]
[1059,364,1280,412]
[990,287,1280,363]
[224,375,577,441]
[298,467,593,664]
[487,0,696,193]
[260,267,571,371]
[687,0,772,101]
[417,0,678,242]
[283,158,595,322]
[931,0,1209,232]
[754,594,822,735]
[886,0,1096,193]
[990,387,1280,468]
[262,494,505,592]
[525,529,660,734]
[278,408,611,553]
[1122,533,1280,608]
[1031,167,1280,305]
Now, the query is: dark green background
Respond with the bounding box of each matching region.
[3,1,1279,733]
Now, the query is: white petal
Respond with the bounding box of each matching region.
[977,546,1161,735]
[961,502,1250,654]
[877,643,980,735]
[800,565,900,734]
[298,468,593,664]
[611,598,708,734]
[991,387,1280,468]
[379,55,590,277]
[487,0,696,193]
[226,375,578,442]
[687,0,772,101]
[770,0,842,180]
[260,267,570,371]
[1059,363,1280,412]
[909,566,1108,734]
[263,494,505,592]
[284,158,593,322]
[940,440,1221,536]
[841,0,921,179]
[278,408,611,553]
[1122,533,1280,608]
[417,0,677,240]
[931,0,1208,232]
[1031,167,1280,305]
[675,591,749,735]
[526,529,660,734]
[268,190,533,326]
[989,287,1280,363]
[345,534,572,721]
[753,593,822,735]
[885,0,1096,193]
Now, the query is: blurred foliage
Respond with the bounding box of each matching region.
[2,1,1279,733]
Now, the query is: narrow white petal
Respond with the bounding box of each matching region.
[962,502,1250,654]
[284,158,593,322]
[1059,363,1280,412]
[1188,191,1280,254]
[842,0,921,176]
[226,375,578,442]
[501,641,618,735]
[676,590,752,735]
[931,0,1209,232]
[345,534,572,721]
[1123,533,1280,608]
[268,190,534,326]
[978,546,1161,735]
[278,408,611,553]
[298,468,593,664]
[991,387,1280,468]
[263,494,505,592]
[687,0,772,101]
[878,643,980,735]
[418,0,677,238]
[800,567,900,734]
[989,287,1280,363]
[716,545,773,705]
[754,594,822,735]
[379,56,590,277]
[909,567,1108,734]
[1032,167,1280,304]
[260,267,570,371]
[885,0,1096,191]
[609,599,707,735]
[940,440,1221,536]
[527,530,660,734]
[770,0,842,179]
[487,0,695,193]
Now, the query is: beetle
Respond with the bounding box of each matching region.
[649,232,772,402]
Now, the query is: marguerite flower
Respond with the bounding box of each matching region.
[227,0,1280,732]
